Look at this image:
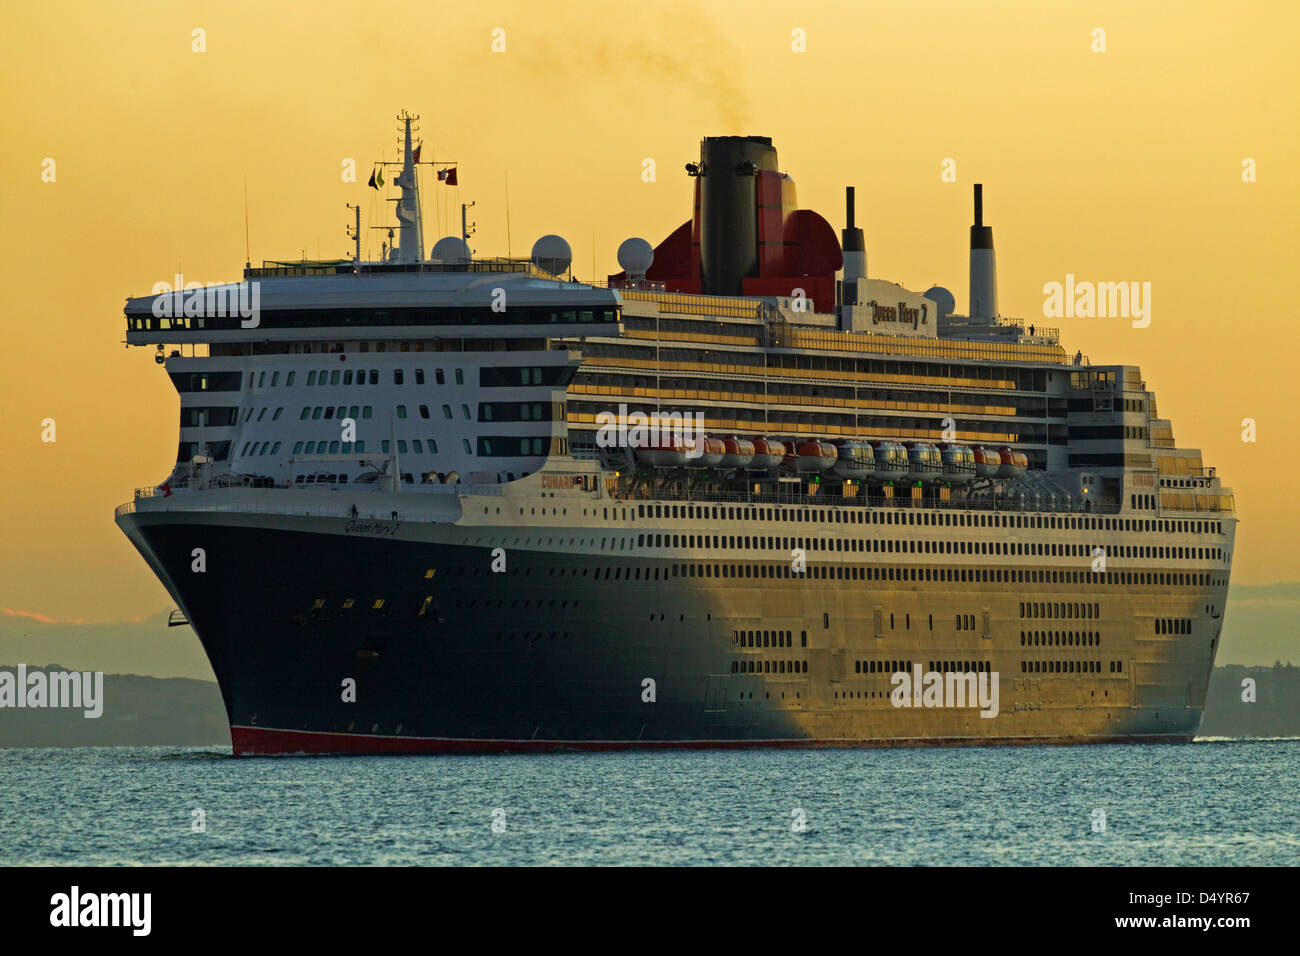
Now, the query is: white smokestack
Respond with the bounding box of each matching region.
[969,184,997,321]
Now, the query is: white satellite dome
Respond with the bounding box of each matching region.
[617,237,654,277]
[431,236,471,263]
[531,235,572,276]
[924,286,956,318]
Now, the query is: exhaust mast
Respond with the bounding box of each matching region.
[969,183,997,321]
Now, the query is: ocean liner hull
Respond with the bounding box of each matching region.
[117,487,1227,755]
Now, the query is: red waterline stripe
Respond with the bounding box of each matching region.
[230,725,1191,756]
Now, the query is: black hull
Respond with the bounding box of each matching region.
[117,510,1215,755]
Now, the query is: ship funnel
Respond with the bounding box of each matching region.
[698,136,777,295]
[842,186,867,285]
[969,183,997,321]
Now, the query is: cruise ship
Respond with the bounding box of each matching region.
[115,115,1236,754]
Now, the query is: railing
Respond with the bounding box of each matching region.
[244,257,554,280]
[605,485,1121,515]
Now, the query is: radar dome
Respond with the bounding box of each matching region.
[924,286,956,319]
[431,236,471,263]
[531,235,572,276]
[617,237,654,277]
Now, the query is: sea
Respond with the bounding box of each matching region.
[2,740,1296,865]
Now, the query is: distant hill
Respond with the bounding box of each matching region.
[0,667,228,747]
[1198,664,1300,739]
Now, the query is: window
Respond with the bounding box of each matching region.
[286,371,295,386]
[396,405,408,419]
[272,407,283,420]
[344,371,353,385]
[462,404,471,420]
[312,407,323,419]
[330,371,340,385]
[270,441,281,454]
[257,408,267,421]
[415,369,425,385]
[299,408,310,420]
[398,441,408,454]
[369,370,379,385]
[362,406,373,419]
[304,441,316,453]
[455,369,464,384]
[428,439,438,453]
[463,439,472,454]
[382,440,390,453]
[292,441,303,453]
[271,372,279,386]
[442,404,452,419]
[329,441,340,453]
[435,369,445,385]
[413,440,423,453]
[419,405,430,419]
[395,369,405,385]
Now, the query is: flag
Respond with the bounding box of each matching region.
[160,481,171,498]
[376,167,385,188]
[438,167,457,186]
[412,144,422,163]
[367,169,377,190]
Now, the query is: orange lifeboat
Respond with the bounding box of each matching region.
[796,440,837,472]
[633,435,688,468]
[996,446,1028,478]
[750,437,786,470]
[971,445,1000,478]
[720,436,755,469]
[685,436,725,467]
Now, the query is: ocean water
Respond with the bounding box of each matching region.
[1,740,1296,865]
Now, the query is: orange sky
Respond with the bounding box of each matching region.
[1,0,1297,622]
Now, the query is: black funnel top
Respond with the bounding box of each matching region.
[842,186,864,253]
[698,136,777,295]
[970,184,994,251]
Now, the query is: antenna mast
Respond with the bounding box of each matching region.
[346,203,362,267]
[461,202,476,245]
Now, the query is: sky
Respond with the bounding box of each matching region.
[1,0,1297,625]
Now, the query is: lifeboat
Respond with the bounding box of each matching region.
[996,446,1029,478]
[719,436,755,469]
[833,440,876,480]
[906,442,943,481]
[971,445,1000,478]
[633,435,688,468]
[749,437,786,470]
[870,440,909,479]
[796,440,838,472]
[684,436,725,467]
[937,443,977,484]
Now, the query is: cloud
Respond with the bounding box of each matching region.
[3,608,89,625]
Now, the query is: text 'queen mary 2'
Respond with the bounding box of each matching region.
[115,116,1236,755]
